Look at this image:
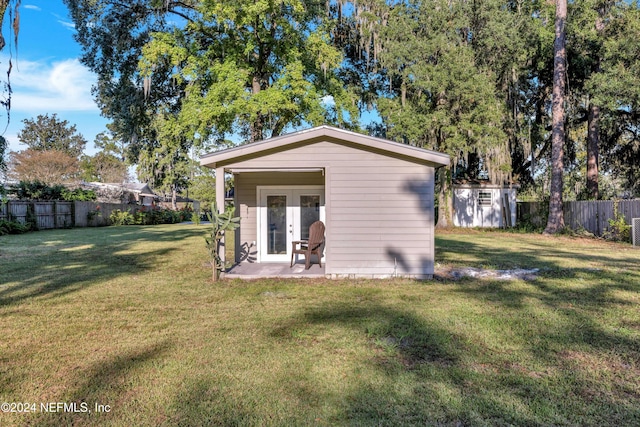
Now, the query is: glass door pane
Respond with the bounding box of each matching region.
[267,195,287,254]
[299,195,320,240]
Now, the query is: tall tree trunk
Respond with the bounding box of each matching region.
[586,8,605,201]
[171,185,177,211]
[544,0,567,235]
[586,102,600,200]
[250,75,263,143]
[435,167,453,229]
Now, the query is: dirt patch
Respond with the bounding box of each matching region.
[436,267,540,281]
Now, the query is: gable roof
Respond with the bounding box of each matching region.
[200,125,450,168]
[87,182,158,198]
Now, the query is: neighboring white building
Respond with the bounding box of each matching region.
[453,182,518,228]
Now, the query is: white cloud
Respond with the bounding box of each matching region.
[6,57,99,113]
[57,20,76,30]
[52,13,76,31]
[23,5,41,11]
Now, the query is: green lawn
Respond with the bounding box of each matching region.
[1,225,639,426]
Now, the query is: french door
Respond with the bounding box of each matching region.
[258,186,325,262]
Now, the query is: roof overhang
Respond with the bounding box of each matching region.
[228,167,325,174]
[200,125,450,169]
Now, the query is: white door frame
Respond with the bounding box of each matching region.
[257,186,325,262]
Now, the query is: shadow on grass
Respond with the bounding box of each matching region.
[435,232,640,272]
[269,297,639,425]
[267,302,549,425]
[0,225,204,307]
[28,340,172,426]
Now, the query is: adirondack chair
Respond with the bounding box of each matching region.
[290,220,325,269]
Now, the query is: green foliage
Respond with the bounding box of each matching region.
[87,206,102,221]
[80,151,129,183]
[187,168,218,211]
[11,181,96,201]
[66,0,360,205]
[205,203,241,281]
[17,113,87,158]
[61,188,97,202]
[0,219,31,235]
[13,181,66,200]
[378,0,510,179]
[137,0,357,144]
[109,209,136,226]
[191,211,201,225]
[603,202,631,242]
[64,0,640,201]
[109,205,192,227]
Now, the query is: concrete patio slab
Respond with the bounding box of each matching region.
[222,262,325,279]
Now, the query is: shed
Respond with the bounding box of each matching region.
[453,182,518,228]
[200,125,450,279]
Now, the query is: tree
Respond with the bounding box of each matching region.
[80,152,130,183]
[8,149,79,185]
[17,114,87,158]
[139,0,358,145]
[80,131,130,183]
[136,112,191,209]
[544,0,568,234]
[564,0,613,200]
[94,129,128,161]
[187,167,217,211]
[377,0,510,227]
[586,1,640,197]
[66,0,358,210]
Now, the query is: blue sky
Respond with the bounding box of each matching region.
[1,1,380,160]
[1,0,108,156]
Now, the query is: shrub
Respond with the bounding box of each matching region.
[109,209,135,226]
[107,206,190,227]
[603,201,631,243]
[205,203,241,281]
[0,219,30,235]
[191,211,201,225]
[178,205,193,222]
[604,214,631,242]
[61,188,97,201]
[11,181,96,201]
[87,205,102,221]
[13,181,65,200]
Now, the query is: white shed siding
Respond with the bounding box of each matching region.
[453,186,517,228]
[224,140,435,277]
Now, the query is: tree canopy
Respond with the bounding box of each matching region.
[8,149,79,186]
[63,0,640,218]
[17,113,87,158]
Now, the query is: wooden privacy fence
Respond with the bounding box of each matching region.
[0,201,73,229]
[74,201,134,227]
[1,201,139,229]
[518,200,640,237]
[564,200,640,236]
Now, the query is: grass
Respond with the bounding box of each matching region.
[0,225,639,426]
